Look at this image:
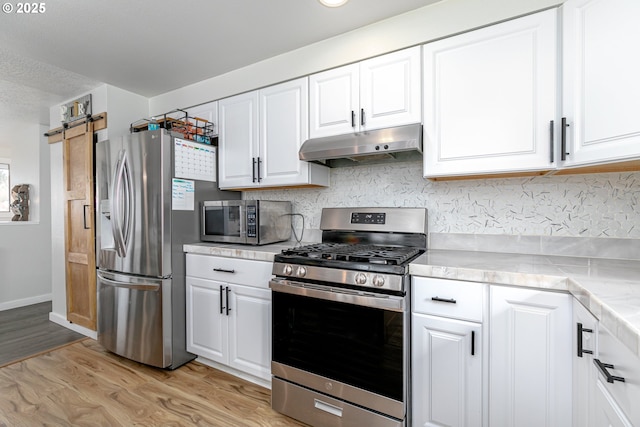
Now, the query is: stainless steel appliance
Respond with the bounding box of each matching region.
[95,129,239,369]
[200,200,292,245]
[298,123,422,168]
[270,207,428,427]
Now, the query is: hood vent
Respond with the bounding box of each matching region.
[298,123,423,168]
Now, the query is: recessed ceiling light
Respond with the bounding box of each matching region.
[318,0,349,7]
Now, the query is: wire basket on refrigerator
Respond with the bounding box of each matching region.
[130,109,216,144]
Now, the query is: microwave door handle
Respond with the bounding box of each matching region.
[239,204,246,240]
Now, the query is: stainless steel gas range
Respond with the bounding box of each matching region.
[270,207,428,427]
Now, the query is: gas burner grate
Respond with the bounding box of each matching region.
[282,243,421,266]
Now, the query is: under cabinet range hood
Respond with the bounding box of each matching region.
[298,123,423,167]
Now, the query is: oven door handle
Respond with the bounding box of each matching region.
[269,278,405,312]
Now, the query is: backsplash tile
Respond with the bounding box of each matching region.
[252,161,640,241]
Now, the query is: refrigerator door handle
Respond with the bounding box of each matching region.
[97,272,160,291]
[112,149,131,258]
[111,152,125,257]
[121,151,134,251]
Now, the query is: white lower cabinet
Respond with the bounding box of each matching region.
[412,277,485,427]
[490,286,572,427]
[592,324,640,426]
[573,299,598,427]
[593,379,633,427]
[185,254,272,383]
[572,299,640,427]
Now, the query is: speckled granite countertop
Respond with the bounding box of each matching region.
[184,242,640,360]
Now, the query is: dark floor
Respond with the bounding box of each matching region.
[0,301,85,366]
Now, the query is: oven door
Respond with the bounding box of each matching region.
[270,278,407,422]
[200,200,246,244]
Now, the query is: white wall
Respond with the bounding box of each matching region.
[150,0,558,114]
[0,124,52,310]
[105,85,150,139]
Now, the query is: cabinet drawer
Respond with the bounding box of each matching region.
[412,277,484,322]
[596,324,640,426]
[186,253,272,288]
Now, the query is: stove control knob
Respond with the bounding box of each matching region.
[355,273,368,285]
[296,266,307,277]
[283,264,293,276]
[372,275,385,287]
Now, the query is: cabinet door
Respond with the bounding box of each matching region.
[412,314,483,427]
[186,101,218,135]
[423,9,558,178]
[186,277,227,364]
[259,78,311,186]
[309,63,359,138]
[573,300,598,427]
[593,380,634,427]
[227,284,272,381]
[594,324,640,425]
[218,91,259,188]
[490,286,572,427]
[562,0,640,167]
[360,46,421,132]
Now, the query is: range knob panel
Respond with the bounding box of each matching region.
[354,272,368,285]
[283,264,293,276]
[372,275,385,287]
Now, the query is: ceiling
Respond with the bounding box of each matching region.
[0,0,440,126]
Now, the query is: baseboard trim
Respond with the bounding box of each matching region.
[48,312,98,340]
[194,356,271,390]
[0,293,52,312]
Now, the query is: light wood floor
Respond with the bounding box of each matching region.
[0,339,307,426]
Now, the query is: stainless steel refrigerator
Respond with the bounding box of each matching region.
[95,129,239,369]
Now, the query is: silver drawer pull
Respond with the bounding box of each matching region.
[314,399,343,417]
[432,296,457,304]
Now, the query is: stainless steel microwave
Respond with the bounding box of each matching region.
[201,200,292,245]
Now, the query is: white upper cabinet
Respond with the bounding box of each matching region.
[218,78,329,190]
[309,46,421,138]
[561,0,640,168]
[219,91,259,188]
[309,64,359,138]
[423,9,558,178]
